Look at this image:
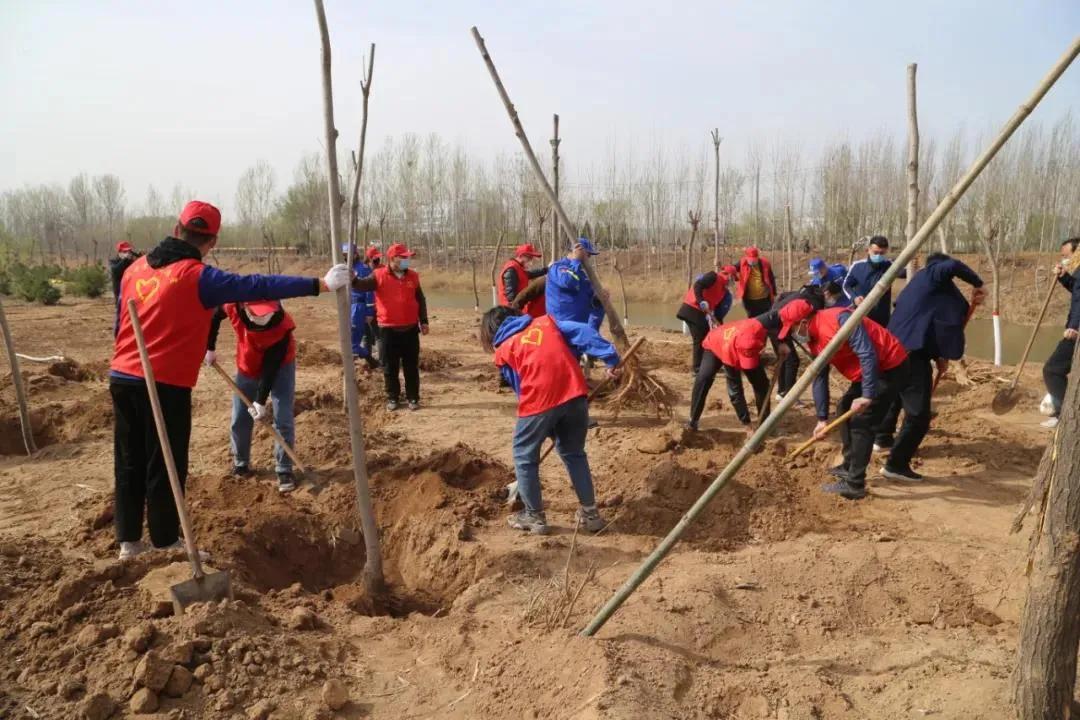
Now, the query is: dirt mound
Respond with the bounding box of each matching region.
[0,389,111,455]
[47,358,97,382]
[419,348,462,372]
[294,339,340,366]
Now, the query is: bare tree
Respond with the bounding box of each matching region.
[93,174,126,245]
[686,210,701,286]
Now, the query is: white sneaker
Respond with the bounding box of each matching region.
[1041,417,1059,429]
[118,541,147,560]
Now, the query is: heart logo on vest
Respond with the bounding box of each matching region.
[520,327,544,346]
[135,277,160,302]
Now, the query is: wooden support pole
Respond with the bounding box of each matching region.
[0,297,35,455]
[551,114,561,263]
[906,63,920,247]
[313,0,383,593]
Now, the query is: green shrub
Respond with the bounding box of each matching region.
[67,265,108,298]
[10,263,62,305]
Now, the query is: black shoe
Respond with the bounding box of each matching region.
[233,464,251,477]
[872,439,893,453]
[684,420,698,432]
[821,480,867,500]
[407,400,420,411]
[828,464,848,479]
[386,399,400,411]
[277,472,297,493]
[882,465,923,482]
[364,356,381,370]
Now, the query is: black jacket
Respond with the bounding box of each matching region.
[1060,267,1080,331]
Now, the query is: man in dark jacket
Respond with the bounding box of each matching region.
[877,253,985,479]
[1042,237,1080,429]
[843,235,906,327]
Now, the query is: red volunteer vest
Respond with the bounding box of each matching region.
[498,259,546,318]
[373,266,422,327]
[226,304,298,378]
[683,274,729,309]
[702,317,767,369]
[111,256,213,388]
[809,307,908,382]
[736,257,776,299]
[493,315,589,417]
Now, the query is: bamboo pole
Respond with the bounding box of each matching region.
[471,27,630,350]
[581,36,1080,637]
[0,297,35,455]
[313,0,383,593]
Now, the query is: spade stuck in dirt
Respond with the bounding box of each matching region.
[992,278,1057,415]
[128,300,234,613]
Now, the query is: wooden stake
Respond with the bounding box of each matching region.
[0,297,35,455]
[313,0,383,593]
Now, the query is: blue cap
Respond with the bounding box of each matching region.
[341,243,352,254]
[808,257,826,273]
[578,237,600,255]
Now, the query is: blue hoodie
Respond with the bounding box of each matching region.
[492,314,619,396]
[546,258,605,326]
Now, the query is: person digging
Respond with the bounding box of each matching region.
[110,200,352,560]
[480,306,620,536]
[205,299,301,493]
[676,261,737,375]
[755,285,827,403]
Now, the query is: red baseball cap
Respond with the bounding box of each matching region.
[116,241,133,253]
[515,243,542,259]
[365,246,382,260]
[745,246,760,259]
[178,200,222,236]
[733,324,767,370]
[386,243,416,259]
[244,301,281,316]
[778,298,814,341]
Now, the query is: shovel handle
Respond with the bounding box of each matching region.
[210,361,306,473]
[539,336,647,464]
[127,300,205,580]
[787,407,859,460]
[756,352,786,425]
[1010,278,1057,390]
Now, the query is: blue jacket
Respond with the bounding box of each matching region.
[811,263,851,307]
[811,311,882,420]
[546,258,604,325]
[1060,268,1080,331]
[843,258,906,326]
[351,262,374,318]
[888,257,983,359]
[492,314,619,395]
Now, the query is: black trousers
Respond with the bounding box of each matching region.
[837,360,910,486]
[111,381,191,547]
[362,318,379,359]
[689,350,769,426]
[379,326,421,402]
[778,338,799,396]
[676,303,710,373]
[1043,337,1076,416]
[887,350,933,470]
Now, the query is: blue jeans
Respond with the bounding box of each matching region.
[350,293,372,358]
[512,396,596,514]
[231,363,296,474]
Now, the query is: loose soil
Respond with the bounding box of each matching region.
[0,278,1058,719]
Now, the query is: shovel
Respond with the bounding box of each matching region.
[127,300,233,613]
[787,407,859,461]
[992,277,1057,415]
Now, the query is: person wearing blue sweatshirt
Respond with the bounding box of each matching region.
[808,258,850,307]
[876,253,985,479]
[345,244,379,369]
[843,236,906,326]
[545,238,607,329]
[480,306,620,536]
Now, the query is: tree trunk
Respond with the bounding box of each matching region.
[347,44,376,250]
[784,205,795,290]
[686,212,700,287]
[551,114,561,261]
[1012,339,1080,718]
[711,129,722,265]
[0,297,35,455]
[906,63,920,247]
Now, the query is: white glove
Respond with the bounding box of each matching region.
[203,350,216,367]
[324,263,352,291]
[248,402,269,422]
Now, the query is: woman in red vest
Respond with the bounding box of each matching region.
[350,243,429,411]
[686,314,774,435]
[205,300,299,493]
[802,306,910,500]
[736,246,777,318]
[498,243,547,317]
[480,306,621,536]
[676,262,737,374]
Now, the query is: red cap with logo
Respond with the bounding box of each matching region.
[386,243,416,259]
[515,243,542,259]
[116,241,133,253]
[778,298,814,341]
[733,323,768,370]
[178,201,222,236]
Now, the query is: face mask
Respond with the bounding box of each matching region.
[869,253,886,265]
[398,259,410,271]
[245,310,275,327]
[793,330,811,346]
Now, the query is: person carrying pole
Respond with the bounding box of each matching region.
[480,306,620,536]
[874,253,986,476]
[109,200,352,560]
[205,299,302,493]
[735,246,777,318]
[676,261,737,374]
[350,243,429,411]
[1042,236,1080,429]
[801,305,910,500]
[843,235,907,327]
[498,243,548,317]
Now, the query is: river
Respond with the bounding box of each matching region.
[426,291,1064,366]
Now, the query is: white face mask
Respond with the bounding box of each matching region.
[245,309,275,327]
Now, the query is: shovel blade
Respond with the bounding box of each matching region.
[991,387,1019,415]
[169,570,234,615]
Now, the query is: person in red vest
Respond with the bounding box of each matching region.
[801,306,911,500]
[480,306,621,536]
[110,200,351,560]
[350,243,429,411]
[676,261,737,374]
[498,243,547,317]
[736,246,777,318]
[685,309,789,435]
[205,300,300,493]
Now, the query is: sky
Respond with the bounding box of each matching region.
[2,0,1078,218]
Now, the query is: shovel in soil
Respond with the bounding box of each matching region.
[992,278,1057,415]
[128,300,233,613]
